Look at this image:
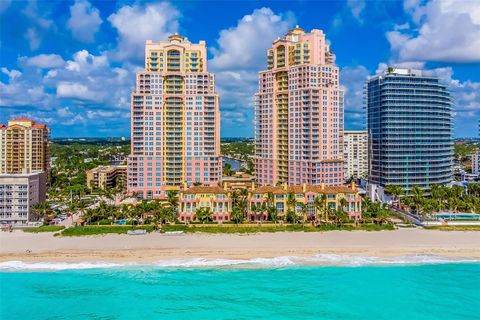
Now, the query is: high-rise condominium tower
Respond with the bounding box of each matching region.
[343,130,368,179]
[366,68,453,192]
[0,118,50,174]
[127,34,221,199]
[255,26,344,186]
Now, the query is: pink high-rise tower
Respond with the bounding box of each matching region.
[127,34,221,199]
[255,26,344,186]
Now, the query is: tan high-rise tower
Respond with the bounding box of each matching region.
[255,26,344,186]
[0,118,50,174]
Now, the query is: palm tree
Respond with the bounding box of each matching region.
[167,191,178,212]
[300,203,308,229]
[385,185,404,206]
[411,185,424,216]
[267,205,277,223]
[314,194,328,224]
[195,207,212,224]
[339,197,349,213]
[31,202,53,224]
[231,207,244,225]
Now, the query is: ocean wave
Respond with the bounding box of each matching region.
[1,255,478,271]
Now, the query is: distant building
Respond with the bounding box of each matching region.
[127,34,221,199]
[86,165,127,190]
[109,154,128,166]
[366,68,453,198]
[472,152,480,175]
[0,118,50,174]
[0,171,47,226]
[255,26,344,187]
[343,130,368,179]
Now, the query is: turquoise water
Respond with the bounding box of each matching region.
[1,263,479,319]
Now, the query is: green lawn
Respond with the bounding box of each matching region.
[424,225,480,231]
[161,223,395,234]
[22,225,65,233]
[54,223,394,237]
[58,225,155,236]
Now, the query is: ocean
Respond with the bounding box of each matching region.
[1,257,479,319]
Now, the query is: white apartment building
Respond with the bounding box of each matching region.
[343,130,368,179]
[472,152,480,175]
[0,171,47,226]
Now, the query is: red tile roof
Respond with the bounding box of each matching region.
[11,117,34,122]
[252,185,357,195]
[182,186,228,194]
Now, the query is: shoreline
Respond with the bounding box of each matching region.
[1,229,480,265]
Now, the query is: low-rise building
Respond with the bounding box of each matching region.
[248,183,362,221]
[178,186,232,223]
[177,182,362,223]
[86,165,127,190]
[0,171,47,226]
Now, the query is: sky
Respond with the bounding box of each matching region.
[0,0,479,138]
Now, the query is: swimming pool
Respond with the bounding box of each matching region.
[432,213,480,220]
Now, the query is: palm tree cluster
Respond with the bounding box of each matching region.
[385,184,480,217]
[82,200,177,227]
[361,198,391,225]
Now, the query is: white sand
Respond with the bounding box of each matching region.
[1,229,479,263]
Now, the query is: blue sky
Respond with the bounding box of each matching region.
[1,0,479,138]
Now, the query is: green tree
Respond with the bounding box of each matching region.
[31,202,54,224]
[231,206,244,225]
[195,207,212,223]
[384,185,405,206]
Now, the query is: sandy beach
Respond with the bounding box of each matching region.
[1,228,480,264]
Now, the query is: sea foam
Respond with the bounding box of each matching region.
[0,254,478,271]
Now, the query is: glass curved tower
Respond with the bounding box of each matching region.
[366,68,453,192]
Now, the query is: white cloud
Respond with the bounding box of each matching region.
[387,0,480,62]
[208,8,294,134]
[347,0,365,23]
[108,2,180,61]
[57,107,74,118]
[22,0,55,51]
[67,0,102,43]
[1,67,22,80]
[210,8,294,70]
[56,82,97,101]
[0,0,11,14]
[24,28,41,51]
[19,54,65,69]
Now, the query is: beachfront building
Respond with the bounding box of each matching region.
[127,34,221,199]
[178,186,232,223]
[472,152,480,175]
[247,183,361,221]
[0,118,50,174]
[366,68,453,199]
[86,165,127,190]
[176,182,362,223]
[343,130,368,179]
[0,171,47,226]
[254,26,344,187]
